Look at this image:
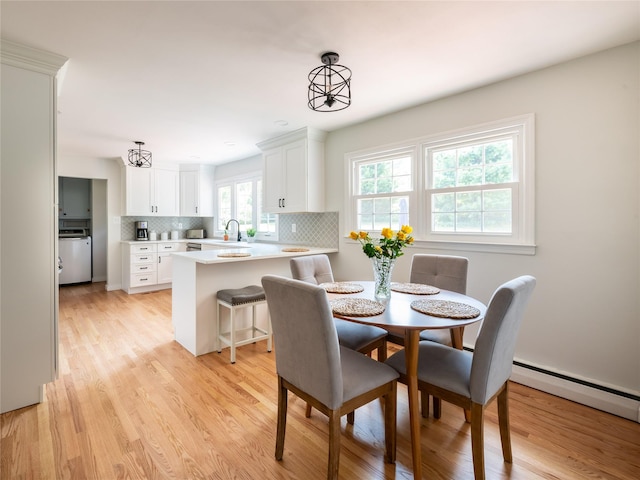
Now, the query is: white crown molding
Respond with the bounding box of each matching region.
[256,126,327,151]
[1,39,67,75]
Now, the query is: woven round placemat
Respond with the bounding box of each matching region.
[281,247,310,252]
[391,282,440,295]
[320,282,365,294]
[410,299,480,319]
[217,252,252,258]
[330,298,385,317]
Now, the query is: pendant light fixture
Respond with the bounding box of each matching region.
[308,52,351,112]
[128,141,152,168]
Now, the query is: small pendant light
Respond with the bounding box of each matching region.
[308,52,352,112]
[128,141,152,168]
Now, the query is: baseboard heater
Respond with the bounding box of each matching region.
[463,346,640,421]
[511,359,640,402]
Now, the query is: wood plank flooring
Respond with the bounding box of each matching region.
[2,282,639,479]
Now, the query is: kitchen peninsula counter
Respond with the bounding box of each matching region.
[171,243,338,356]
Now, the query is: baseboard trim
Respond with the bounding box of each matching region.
[105,283,121,291]
[510,364,640,422]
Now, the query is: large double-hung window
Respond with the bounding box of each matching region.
[351,147,416,232]
[347,115,535,253]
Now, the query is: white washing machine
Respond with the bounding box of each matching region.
[58,228,92,285]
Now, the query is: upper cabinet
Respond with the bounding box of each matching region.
[257,127,327,213]
[59,177,91,219]
[122,165,179,216]
[179,164,214,217]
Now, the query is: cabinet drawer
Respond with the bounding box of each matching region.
[131,243,157,254]
[132,263,157,274]
[132,253,157,264]
[130,272,158,287]
[157,242,179,252]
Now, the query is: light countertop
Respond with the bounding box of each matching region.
[172,243,337,265]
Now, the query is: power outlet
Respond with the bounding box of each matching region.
[291,223,296,233]
[178,223,183,229]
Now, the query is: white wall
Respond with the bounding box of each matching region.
[325,42,640,418]
[91,179,108,282]
[214,154,262,179]
[58,157,122,290]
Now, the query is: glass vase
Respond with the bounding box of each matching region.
[372,257,396,303]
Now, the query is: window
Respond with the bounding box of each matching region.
[350,147,416,232]
[216,176,277,238]
[347,115,535,253]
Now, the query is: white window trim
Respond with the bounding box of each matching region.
[344,114,536,255]
[347,145,419,231]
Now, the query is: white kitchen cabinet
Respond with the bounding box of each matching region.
[257,127,327,213]
[122,165,179,216]
[59,176,91,219]
[157,242,179,284]
[126,243,158,290]
[1,40,67,413]
[179,165,214,216]
[122,241,184,294]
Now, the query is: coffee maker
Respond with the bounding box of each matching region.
[135,221,149,241]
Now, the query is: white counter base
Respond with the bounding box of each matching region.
[171,246,337,356]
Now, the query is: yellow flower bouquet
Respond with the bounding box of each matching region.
[349,226,414,302]
[349,225,414,259]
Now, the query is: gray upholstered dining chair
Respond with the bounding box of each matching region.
[290,255,388,361]
[261,275,398,480]
[385,275,536,480]
[412,253,469,345]
[290,255,390,421]
[388,253,469,417]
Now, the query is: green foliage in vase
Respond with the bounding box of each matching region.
[349,226,414,259]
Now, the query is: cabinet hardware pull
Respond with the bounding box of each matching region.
[282,198,285,208]
[140,266,147,270]
[196,206,198,214]
[140,278,148,281]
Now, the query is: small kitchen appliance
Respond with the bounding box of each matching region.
[186,229,206,239]
[135,221,149,241]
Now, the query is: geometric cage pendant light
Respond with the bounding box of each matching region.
[128,141,152,168]
[308,51,352,112]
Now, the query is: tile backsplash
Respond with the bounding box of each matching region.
[120,212,339,248]
[121,217,214,240]
[277,212,339,248]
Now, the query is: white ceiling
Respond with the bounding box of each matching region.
[2,1,639,166]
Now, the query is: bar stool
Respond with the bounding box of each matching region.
[216,285,272,364]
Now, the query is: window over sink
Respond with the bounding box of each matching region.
[215,174,277,240]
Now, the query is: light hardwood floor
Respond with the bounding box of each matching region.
[2,282,639,479]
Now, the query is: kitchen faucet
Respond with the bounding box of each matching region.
[225,219,242,242]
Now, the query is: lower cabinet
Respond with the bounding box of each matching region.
[157,242,179,284]
[122,242,184,294]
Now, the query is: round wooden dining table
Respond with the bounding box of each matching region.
[326,281,487,479]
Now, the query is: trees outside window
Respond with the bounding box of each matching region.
[347,114,534,252]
